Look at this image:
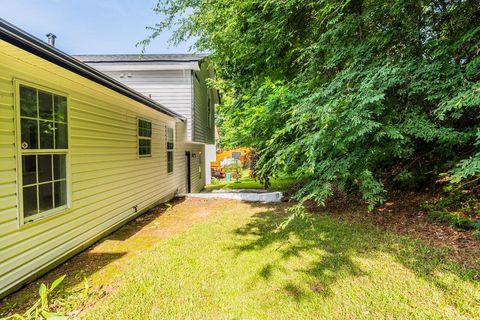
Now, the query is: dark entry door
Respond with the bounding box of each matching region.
[185,151,191,193]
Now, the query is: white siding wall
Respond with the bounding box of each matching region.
[97,69,194,141]
[91,64,215,186]
[204,144,217,184]
[185,143,205,193]
[193,62,216,145]
[0,41,188,297]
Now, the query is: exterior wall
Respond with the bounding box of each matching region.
[88,62,217,186]
[204,144,217,185]
[0,40,188,297]
[192,62,216,145]
[92,69,194,141]
[185,143,206,193]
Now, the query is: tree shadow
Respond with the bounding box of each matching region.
[231,202,479,302]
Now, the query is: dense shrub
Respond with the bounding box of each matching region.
[147,0,480,207]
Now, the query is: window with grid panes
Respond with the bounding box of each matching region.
[138,119,152,157]
[19,85,68,221]
[167,127,174,173]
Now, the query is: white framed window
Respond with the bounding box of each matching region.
[16,82,69,224]
[167,127,174,173]
[207,91,212,129]
[138,119,152,157]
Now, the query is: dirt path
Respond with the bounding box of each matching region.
[0,197,236,317]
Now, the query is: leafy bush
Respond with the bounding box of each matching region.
[210,178,221,185]
[3,276,67,320]
[474,230,480,241]
[426,211,474,230]
[474,221,480,240]
[147,0,480,208]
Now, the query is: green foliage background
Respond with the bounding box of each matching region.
[147,0,480,206]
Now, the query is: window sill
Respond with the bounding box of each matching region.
[22,205,69,226]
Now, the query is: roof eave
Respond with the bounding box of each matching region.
[0,18,186,121]
[85,62,201,72]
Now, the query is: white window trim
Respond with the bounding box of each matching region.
[137,117,152,158]
[14,79,72,226]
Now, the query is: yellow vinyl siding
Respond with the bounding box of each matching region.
[0,40,187,297]
[0,66,16,238]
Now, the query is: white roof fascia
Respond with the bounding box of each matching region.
[87,62,201,72]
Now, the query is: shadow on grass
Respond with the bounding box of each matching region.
[0,198,185,316]
[231,203,479,301]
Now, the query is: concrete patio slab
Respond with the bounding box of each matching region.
[184,190,283,203]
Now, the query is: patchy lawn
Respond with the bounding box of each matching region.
[1,198,479,319]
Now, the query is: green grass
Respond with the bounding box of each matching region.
[80,201,480,320]
[206,170,300,191]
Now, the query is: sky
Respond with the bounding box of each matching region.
[0,0,195,55]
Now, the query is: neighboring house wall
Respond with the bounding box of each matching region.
[100,69,194,141]
[0,40,186,298]
[186,143,205,193]
[192,62,216,145]
[174,124,204,193]
[83,58,218,185]
[193,62,217,184]
[204,144,216,185]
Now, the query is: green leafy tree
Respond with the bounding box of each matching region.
[145,0,480,207]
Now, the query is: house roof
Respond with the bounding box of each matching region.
[0,18,185,121]
[74,54,209,71]
[73,54,208,63]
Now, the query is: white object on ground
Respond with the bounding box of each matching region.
[185,191,283,203]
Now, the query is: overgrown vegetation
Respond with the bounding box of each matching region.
[2,276,67,320]
[421,191,480,233]
[146,0,480,208]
